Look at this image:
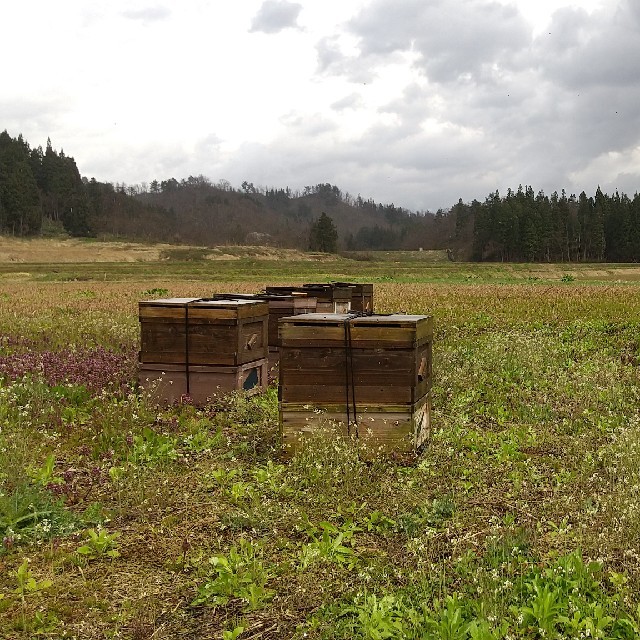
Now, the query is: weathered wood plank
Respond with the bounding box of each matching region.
[279,314,433,349]
[210,293,316,347]
[280,394,431,456]
[138,298,268,365]
[138,360,268,406]
[304,282,374,313]
[139,299,269,321]
[265,285,352,313]
[278,343,432,403]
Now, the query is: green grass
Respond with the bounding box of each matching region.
[2,248,640,638]
[2,243,640,284]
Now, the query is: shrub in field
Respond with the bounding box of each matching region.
[0,345,137,396]
[0,480,77,551]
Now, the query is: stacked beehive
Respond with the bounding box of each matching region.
[209,292,317,372]
[303,282,374,314]
[138,298,268,405]
[265,283,353,313]
[278,312,433,455]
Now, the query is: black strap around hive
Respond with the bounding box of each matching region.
[343,312,368,438]
[184,301,193,396]
[342,312,398,436]
[184,297,207,396]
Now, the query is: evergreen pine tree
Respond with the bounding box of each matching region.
[309,212,338,252]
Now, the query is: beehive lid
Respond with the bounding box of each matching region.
[188,299,269,319]
[139,298,268,320]
[264,286,311,295]
[140,297,201,305]
[213,293,308,302]
[305,282,373,292]
[300,284,352,300]
[279,313,433,348]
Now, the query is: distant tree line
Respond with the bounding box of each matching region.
[0,131,90,236]
[0,131,185,241]
[2,130,640,261]
[452,185,640,262]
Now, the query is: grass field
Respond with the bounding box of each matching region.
[1,241,640,639]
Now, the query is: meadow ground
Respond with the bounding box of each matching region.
[1,242,640,639]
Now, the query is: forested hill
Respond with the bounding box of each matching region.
[0,131,450,251]
[1,130,640,261]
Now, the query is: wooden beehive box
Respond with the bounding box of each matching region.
[208,293,316,347]
[138,298,268,366]
[305,282,374,314]
[279,313,432,404]
[278,313,433,455]
[138,359,268,406]
[264,294,317,346]
[280,394,431,456]
[265,284,352,313]
[279,313,433,349]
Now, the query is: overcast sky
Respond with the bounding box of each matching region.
[3,0,637,211]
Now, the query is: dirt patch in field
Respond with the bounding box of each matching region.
[0,238,329,263]
[0,238,170,263]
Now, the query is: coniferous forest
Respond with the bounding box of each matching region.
[1,129,640,261]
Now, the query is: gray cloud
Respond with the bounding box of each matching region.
[346,0,531,82]
[0,97,70,144]
[331,93,364,111]
[301,0,640,206]
[537,2,640,89]
[602,171,640,198]
[316,36,376,83]
[250,1,302,34]
[120,5,171,23]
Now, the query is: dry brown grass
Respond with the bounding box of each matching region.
[0,237,335,264]
[0,238,172,263]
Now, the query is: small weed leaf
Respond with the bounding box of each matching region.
[425,595,469,640]
[13,558,54,634]
[363,510,397,534]
[14,559,53,595]
[31,609,61,634]
[252,461,293,495]
[142,288,170,297]
[76,528,121,560]
[27,453,63,487]
[222,626,245,640]
[0,477,80,546]
[466,620,499,640]
[182,423,223,453]
[299,521,359,570]
[131,427,178,467]
[354,593,406,638]
[519,578,568,636]
[397,496,455,537]
[192,538,274,611]
[208,467,240,487]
